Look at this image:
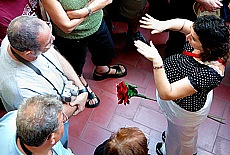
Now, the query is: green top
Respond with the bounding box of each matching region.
[54,0,103,39]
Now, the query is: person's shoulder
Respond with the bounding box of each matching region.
[0,111,17,154]
[52,141,74,155]
[0,110,17,123]
[0,111,17,135]
[1,35,9,45]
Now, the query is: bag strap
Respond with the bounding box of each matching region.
[39,0,51,22]
[10,47,63,96]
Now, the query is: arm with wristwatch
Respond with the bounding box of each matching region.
[66,0,113,19]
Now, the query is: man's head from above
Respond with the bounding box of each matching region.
[7,15,54,56]
[16,94,66,147]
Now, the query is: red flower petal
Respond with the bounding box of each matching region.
[117,81,129,105]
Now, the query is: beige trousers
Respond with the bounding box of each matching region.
[156,90,213,155]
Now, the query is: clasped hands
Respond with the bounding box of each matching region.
[63,92,88,116]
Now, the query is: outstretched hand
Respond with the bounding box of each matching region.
[140,14,167,34]
[134,40,163,66]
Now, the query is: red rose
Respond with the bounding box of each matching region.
[117,81,130,105]
[116,81,156,105]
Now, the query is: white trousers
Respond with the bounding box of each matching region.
[156,90,213,155]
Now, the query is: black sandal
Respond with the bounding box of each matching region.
[156,142,164,155]
[93,64,127,81]
[84,84,100,108]
[162,131,166,143]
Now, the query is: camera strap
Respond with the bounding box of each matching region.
[41,53,70,80]
[10,46,63,97]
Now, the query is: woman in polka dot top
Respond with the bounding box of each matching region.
[134,15,229,155]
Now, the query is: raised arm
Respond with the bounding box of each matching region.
[139,14,193,35]
[134,41,196,100]
[42,0,85,33]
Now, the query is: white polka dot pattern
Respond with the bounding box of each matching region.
[163,42,223,112]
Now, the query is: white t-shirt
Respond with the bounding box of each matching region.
[0,36,68,111]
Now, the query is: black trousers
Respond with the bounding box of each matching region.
[54,19,115,75]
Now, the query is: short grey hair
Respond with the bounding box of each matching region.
[16,94,63,147]
[7,15,44,52]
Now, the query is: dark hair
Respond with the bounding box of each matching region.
[104,127,148,155]
[7,15,43,52]
[193,15,229,62]
[16,94,63,147]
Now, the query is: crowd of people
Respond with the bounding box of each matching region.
[0,0,229,154]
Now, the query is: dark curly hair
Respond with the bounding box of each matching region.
[193,15,229,63]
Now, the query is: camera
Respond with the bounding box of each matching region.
[61,81,79,102]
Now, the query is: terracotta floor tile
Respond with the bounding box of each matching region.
[122,66,153,88]
[134,106,167,132]
[198,119,219,152]
[209,97,227,118]
[107,114,152,135]
[213,136,230,155]
[69,108,94,138]
[115,97,142,119]
[88,78,121,95]
[115,49,140,67]
[196,148,214,155]
[214,84,230,102]
[136,55,154,73]
[221,63,230,86]
[218,104,230,140]
[69,135,95,155]
[140,78,159,111]
[81,123,111,146]
[89,91,118,128]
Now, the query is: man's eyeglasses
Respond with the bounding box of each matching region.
[46,21,53,32]
[62,111,69,125]
[52,112,69,132]
[43,22,54,50]
[46,111,69,140]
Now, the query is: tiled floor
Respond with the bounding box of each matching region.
[1,21,230,155]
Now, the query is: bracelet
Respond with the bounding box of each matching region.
[153,64,164,69]
[85,6,92,16]
[179,20,185,32]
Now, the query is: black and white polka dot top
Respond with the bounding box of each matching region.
[163,42,224,112]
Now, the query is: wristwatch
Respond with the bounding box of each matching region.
[78,88,88,94]
[85,6,92,16]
